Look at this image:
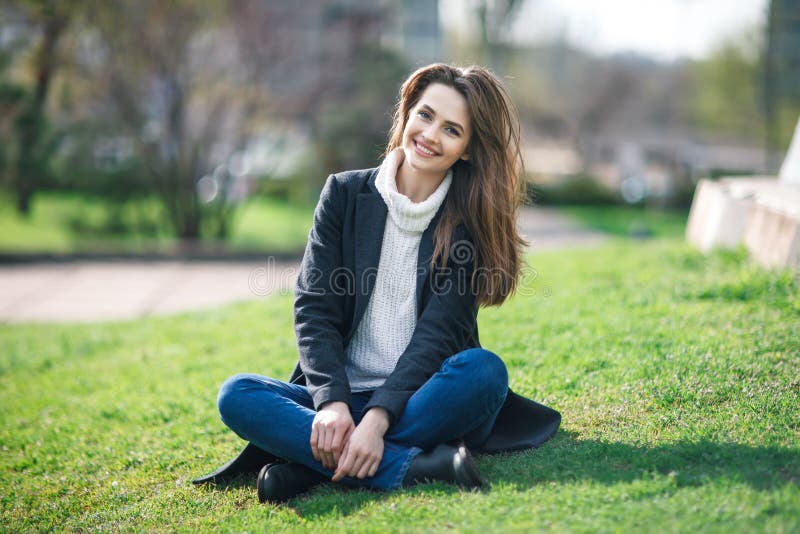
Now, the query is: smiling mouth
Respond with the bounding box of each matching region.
[414,140,438,157]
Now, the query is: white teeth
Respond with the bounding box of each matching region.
[416,142,435,156]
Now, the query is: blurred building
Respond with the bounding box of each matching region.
[383,0,443,66]
[579,134,769,205]
[235,0,440,119]
[525,129,770,207]
[233,0,442,183]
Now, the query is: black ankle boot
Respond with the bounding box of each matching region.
[403,441,486,488]
[256,462,326,504]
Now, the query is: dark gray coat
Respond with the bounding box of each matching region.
[289,167,560,453]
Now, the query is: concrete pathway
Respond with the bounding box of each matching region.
[517,206,607,251]
[0,207,605,323]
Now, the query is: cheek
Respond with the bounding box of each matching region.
[403,118,420,137]
[446,138,469,159]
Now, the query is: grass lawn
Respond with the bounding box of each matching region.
[1,239,798,532]
[0,191,314,254]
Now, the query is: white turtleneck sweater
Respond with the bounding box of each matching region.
[345,149,453,391]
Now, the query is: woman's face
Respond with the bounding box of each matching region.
[401,83,472,180]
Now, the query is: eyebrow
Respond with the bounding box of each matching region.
[419,104,465,133]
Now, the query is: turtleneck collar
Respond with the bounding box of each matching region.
[375,148,453,234]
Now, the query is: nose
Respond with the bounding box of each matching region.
[422,123,439,144]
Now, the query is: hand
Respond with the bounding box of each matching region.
[332,407,390,481]
[310,401,354,470]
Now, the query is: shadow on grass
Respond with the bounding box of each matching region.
[203,468,465,518]
[293,431,799,517]
[289,480,466,519]
[486,431,800,491]
[201,432,799,518]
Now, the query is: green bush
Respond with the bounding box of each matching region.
[528,175,620,206]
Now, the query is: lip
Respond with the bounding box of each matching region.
[413,139,439,158]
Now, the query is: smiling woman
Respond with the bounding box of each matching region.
[194,63,561,505]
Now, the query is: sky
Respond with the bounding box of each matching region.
[440,0,768,61]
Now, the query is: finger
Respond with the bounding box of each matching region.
[332,445,353,482]
[340,426,355,460]
[336,426,353,465]
[319,427,333,469]
[316,425,326,465]
[332,460,349,481]
[356,458,373,479]
[325,426,341,468]
[329,428,346,465]
[325,438,337,470]
[331,468,345,482]
[348,452,367,478]
[323,425,334,457]
[336,421,354,454]
[345,421,355,439]
[367,459,378,478]
[310,424,319,461]
[331,429,345,464]
[322,450,333,470]
[326,449,337,470]
[339,448,360,480]
[337,441,351,472]
[333,438,350,469]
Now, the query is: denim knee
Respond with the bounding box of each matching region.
[217,373,258,425]
[452,348,509,397]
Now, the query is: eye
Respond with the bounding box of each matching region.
[417,110,432,120]
[445,126,460,137]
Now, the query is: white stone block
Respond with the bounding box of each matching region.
[779,115,800,185]
[686,178,780,252]
[744,186,800,270]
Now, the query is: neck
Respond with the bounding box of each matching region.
[395,160,448,203]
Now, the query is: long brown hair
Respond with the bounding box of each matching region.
[385,63,527,307]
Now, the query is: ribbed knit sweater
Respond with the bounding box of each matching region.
[345,148,453,391]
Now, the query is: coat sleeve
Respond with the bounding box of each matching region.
[294,174,351,410]
[362,231,479,424]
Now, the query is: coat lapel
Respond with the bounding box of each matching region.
[352,191,387,335]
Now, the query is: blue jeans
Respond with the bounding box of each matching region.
[217,348,508,490]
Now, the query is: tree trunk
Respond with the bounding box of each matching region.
[13,8,67,216]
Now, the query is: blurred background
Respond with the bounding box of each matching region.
[0,0,798,256]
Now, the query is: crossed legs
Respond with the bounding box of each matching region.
[217,348,508,490]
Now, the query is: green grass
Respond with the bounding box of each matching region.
[1,240,799,532]
[229,197,314,252]
[0,191,314,254]
[560,205,690,239]
[0,192,689,255]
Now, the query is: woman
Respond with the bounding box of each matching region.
[194,63,561,503]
